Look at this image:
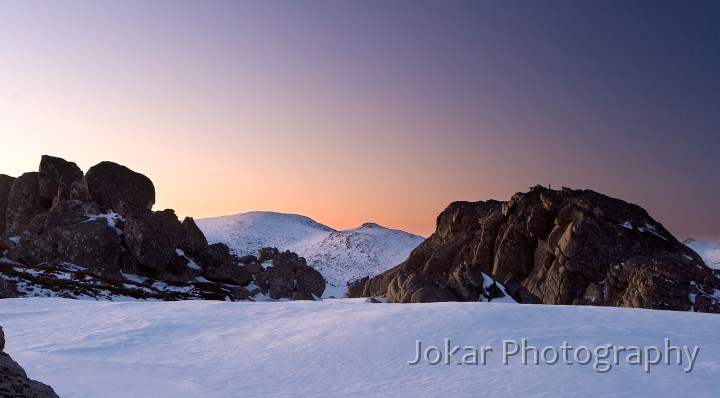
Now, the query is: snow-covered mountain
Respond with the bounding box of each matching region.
[196,211,424,288]
[685,239,720,270]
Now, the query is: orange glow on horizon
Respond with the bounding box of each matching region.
[1,1,717,242]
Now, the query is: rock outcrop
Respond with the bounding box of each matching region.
[4,173,49,237]
[1,155,325,302]
[198,243,253,286]
[125,209,184,271]
[0,175,15,236]
[181,217,208,257]
[349,186,720,313]
[0,326,59,398]
[85,161,155,218]
[38,155,84,201]
[254,248,326,300]
[8,202,122,273]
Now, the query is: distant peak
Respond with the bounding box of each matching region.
[359,222,383,229]
[198,210,336,233]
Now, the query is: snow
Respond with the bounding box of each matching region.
[1,298,719,397]
[121,273,148,284]
[84,212,124,235]
[0,257,21,264]
[685,239,720,270]
[198,211,334,254]
[620,221,668,241]
[176,249,202,270]
[322,283,349,299]
[8,236,21,244]
[637,223,668,241]
[196,211,424,288]
[479,273,516,303]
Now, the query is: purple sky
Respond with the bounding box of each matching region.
[1,0,718,240]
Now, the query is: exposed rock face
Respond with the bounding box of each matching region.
[198,243,253,286]
[38,155,84,201]
[0,326,59,398]
[181,217,208,256]
[7,202,122,273]
[0,175,15,236]
[349,186,720,312]
[154,253,203,283]
[52,174,91,206]
[125,210,184,271]
[4,173,49,237]
[255,248,325,300]
[85,161,155,217]
[244,261,264,274]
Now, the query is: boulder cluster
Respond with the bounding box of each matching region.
[0,326,59,398]
[254,248,326,300]
[0,156,325,301]
[349,186,720,313]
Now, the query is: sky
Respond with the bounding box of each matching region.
[0,0,718,241]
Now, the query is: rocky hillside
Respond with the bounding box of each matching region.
[348,186,720,313]
[0,156,325,302]
[197,212,424,287]
[0,326,58,397]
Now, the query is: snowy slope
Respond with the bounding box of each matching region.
[685,239,720,270]
[1,298,719,397]
[196,212,424,287]
[198,212,335,256]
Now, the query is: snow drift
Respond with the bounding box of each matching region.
[1,298,719,397]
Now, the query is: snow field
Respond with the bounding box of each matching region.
[1,298,719,397]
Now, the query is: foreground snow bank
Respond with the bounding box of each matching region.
[1,299,719,397]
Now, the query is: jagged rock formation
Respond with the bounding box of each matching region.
[199,243,253,286]
[4,173,47,238]
[0,326,59,398]
[181,217,208,256]
[0,156,324,301]
[349,186,720,312]
[38,155,84,201]
[0,175,16,237]
[254,248,326,300]
[124,209,185,271]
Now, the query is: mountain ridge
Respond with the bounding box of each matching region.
[196,211,424,287]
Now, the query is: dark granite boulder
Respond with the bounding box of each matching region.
[38,155,84,201]
[4,173,49,237]
[181,217,208,256]
[254,248,325,300]
[154,252,203,283]
[85,161,155,217]
[124,209,184,271]
[7,201,122,271]
[0,326,59,398]
[0,175,15,236]
[198,243,253,286]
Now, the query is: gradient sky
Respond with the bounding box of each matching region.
[1,0,718,240]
